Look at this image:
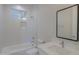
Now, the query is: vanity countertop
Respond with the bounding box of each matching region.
[38,41,79,55]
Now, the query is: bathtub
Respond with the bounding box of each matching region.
[10,47,47,55]
[0,43,47,55]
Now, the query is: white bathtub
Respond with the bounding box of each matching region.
[10,48,47,55]
[0,43,47,55]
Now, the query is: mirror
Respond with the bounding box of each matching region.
[56,4,79,41]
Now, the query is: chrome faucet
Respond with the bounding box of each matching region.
[60,40,64,48]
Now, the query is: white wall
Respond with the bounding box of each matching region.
[0,5,4,50]
[33,5,57,42]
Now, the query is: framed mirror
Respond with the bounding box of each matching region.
[56,4,79,41]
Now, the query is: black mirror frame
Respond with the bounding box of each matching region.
[56,4,79,41]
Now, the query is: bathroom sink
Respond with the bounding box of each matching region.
[45,45,73,55]
[38,42,79,55]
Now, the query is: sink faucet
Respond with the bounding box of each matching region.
[60,40,64,48]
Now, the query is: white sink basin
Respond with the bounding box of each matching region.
[38,42,79,55]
